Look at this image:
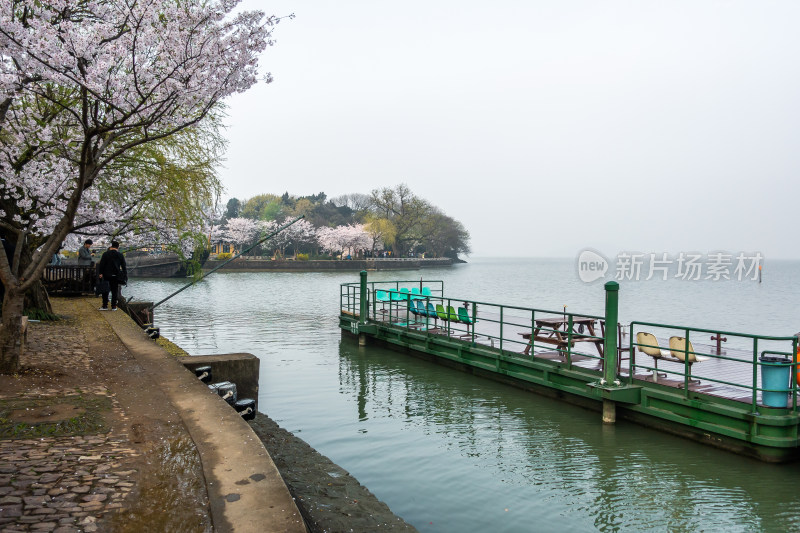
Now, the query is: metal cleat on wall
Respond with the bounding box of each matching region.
[194,365,212,383]
[208,381,237,405]
[235,398,256,420]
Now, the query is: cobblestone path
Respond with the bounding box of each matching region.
[0,304,141,533]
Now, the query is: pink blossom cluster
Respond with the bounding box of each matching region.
[213,218,377,257]
[0,0,276,262]
[316,224,373,256]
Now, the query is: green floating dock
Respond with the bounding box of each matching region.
[340,272,800,463]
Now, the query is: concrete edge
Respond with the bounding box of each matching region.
[98,307,307,533]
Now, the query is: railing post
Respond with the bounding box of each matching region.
[752,338,759,413]
[359,271,368,346]
[683,328,691,396]
[566,314,574,367]
[471,302,477,344]
[371,283,376,319]
[627,323,635,385]
[359,271,368,325]
[406,292,410,330]
[602,281,620,424]
[499,307,504,354]
[603,281,619,384]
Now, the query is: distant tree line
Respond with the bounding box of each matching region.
[215,184,470,259]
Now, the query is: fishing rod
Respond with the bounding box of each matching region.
[148,215,305,311]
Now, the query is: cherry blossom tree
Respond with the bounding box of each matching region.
[315,226,340,256]
[0,0,283,372]
[284,218,316,258]
[261,218,315,258]
[223,217,261,254]
[317,224,371,258]
[343,224,373,257]
[68,115,228,254]
[260,220,285,257]
[208,223,227,247]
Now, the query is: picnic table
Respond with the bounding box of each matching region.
[520,316,604,357]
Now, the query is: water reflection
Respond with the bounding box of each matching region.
[338,336,800,532]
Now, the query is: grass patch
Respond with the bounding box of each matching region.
[0,394,110,439]
[24,308,61,321]
[156,336,190,358]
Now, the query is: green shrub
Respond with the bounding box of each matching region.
[184,259,202,277]
[296,253,309,261]
[216,252,233,260]
[23,308,60,321]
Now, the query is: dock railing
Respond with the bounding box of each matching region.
[629,321,798,411]
[340,279,446,318]
[341,276,800,412]
[341,279,607,367]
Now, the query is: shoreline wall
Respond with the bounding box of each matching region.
[203,257,454,272]
[124,252,185,278]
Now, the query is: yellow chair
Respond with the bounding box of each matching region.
[669,336,709,385]
[636,332,667,383]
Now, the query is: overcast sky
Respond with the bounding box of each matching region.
[220,1,800,259]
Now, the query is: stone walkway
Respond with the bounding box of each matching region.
[0,303,144,533]
[0,430,136,532]
[0,299,211,533]
[0,297,307,533]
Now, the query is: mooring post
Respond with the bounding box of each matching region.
[603,280,620,424]
[359,270,368,346]
[359,270,368,325]
[603,281,619,382]
[602,400,616,424]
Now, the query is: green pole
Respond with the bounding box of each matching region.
[359,270,368,325]
[603,281,620,384]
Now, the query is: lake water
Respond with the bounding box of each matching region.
[128,258,800,532]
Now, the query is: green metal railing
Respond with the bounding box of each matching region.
[341,279,606,367]
[340,279,445,321]
[630,321,798,412]
[341,276,800,413]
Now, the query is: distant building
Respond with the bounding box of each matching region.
[210,242,237,255]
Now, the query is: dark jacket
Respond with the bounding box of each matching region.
[98,249,127,284]
[78,246,93,265]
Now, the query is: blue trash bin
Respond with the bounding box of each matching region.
[760,355,791,408]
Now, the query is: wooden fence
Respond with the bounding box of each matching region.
[43,265,97,295]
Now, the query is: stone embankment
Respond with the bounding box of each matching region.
[204,257,453,272]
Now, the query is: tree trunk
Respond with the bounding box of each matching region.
[16,246,53,315]
[24,280,52,314]
[0,288,25,373]
[0,244,53,373]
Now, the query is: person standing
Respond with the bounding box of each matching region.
[50,244,63,265]
[78,239,94,265]
[97,241,127,311]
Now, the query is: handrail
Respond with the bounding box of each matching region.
[629,320,798,412]
[344,281,604,319]
[630,319,796,342]
[343,280,607,362]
